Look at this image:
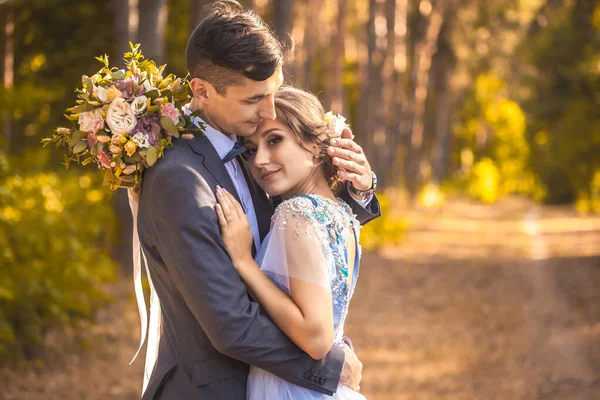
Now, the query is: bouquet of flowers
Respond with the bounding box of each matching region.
[43,43,203,193]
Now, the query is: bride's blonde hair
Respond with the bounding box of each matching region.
[272,86,344,194]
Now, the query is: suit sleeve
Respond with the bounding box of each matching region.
[339,187,382,226]
[146,164,344,395]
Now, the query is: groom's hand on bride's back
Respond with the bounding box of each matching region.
[340,344,363,391]
[327,128,373,194]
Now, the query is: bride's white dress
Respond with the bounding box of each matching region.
[247,194,366,400]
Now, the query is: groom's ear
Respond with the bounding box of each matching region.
[190,78,212,104]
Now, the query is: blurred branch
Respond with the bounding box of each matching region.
[2,0,13,149]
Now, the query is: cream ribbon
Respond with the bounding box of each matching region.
[128,190,162,395]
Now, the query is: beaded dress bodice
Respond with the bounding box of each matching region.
[255,194,362,345]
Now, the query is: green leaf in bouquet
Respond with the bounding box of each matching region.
[122,164,137,175]
[73,140,88,154]
[95,54,110,68]
[75,130,89,139]
[145,89,160,100]
[64,113,80,121]
[82,76,94,91]
[82,157,94,166]
[69,104,87,113]
[111,70,126,81]
[69,134,82,148]
[161,116,179,138]
[158,76,174,90]
[103,170,115,186]
[146,147,158,167]
[172,86,190,102]
[126,152,142,163]
[119,175,135,183]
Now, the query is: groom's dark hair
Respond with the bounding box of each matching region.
[186,0,293,95]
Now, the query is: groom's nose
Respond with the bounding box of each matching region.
[257,96,276,120]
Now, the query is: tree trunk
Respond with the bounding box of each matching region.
[360,0,386,177]
[113,0,131,67]
[326,0,346,113]
[358,0,377,161]
[137,0,168,64]
[376,0,397,188]
[388,0,409,187]
[302,0,316,89]
[191,0,211,32]
[272,0,293,42]
[431,84,453,185]
[2,0,14,150]
[405,0,446,195]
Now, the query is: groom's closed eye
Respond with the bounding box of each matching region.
[243,147,257,158]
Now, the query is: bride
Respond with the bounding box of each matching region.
[215,86,369,399]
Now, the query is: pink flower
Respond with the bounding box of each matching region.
[160,103,181,124]
[98,151,111,169]
[87,132,97,148]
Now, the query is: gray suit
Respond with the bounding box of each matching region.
[137,133,381,399]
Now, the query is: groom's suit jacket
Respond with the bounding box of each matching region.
[137,132,381,400]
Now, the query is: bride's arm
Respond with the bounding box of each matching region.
[216,188,334,360]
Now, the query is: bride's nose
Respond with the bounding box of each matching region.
[252,145,269,167]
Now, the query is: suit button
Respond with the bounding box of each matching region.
[320,376,326,385]
[304,371,312,380]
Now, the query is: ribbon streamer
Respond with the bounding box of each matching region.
[128,191,162,394]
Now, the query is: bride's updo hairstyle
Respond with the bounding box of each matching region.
[273,86,344,194]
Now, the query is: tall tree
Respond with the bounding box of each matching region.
[113,0,133,67]
[430,23,456,185]
[137,0,168,64]
[359,0,386,176]
[301,0,317,88]
[272,0,293,41]
[405,0,447,194]
[191,0,211,31]
[326,0,347,113]
[2,0,14,149]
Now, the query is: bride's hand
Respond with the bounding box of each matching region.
[215,186,254,268]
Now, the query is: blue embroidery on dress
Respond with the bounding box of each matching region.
[273,194,361,345]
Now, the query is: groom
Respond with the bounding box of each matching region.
[137,1,381,399]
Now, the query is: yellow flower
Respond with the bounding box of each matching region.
[105,86,123,102]
[124,140,137,157]
[119,135,128,144]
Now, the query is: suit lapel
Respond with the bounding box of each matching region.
[183,134,241,204]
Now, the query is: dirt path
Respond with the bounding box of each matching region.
[2,197,600,399]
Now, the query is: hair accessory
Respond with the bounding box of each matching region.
[324,111,348,138]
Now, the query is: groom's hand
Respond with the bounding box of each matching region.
[340,344,363,391]
[327,128,373,192]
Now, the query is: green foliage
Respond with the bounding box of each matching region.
[0,152,117,362]
[452,73,543,203]
[360,194,408,250]
[520,2,600,208]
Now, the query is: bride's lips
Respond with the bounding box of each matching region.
[261,170,279,180]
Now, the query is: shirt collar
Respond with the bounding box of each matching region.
[183,103,237,160]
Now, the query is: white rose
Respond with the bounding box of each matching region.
[78,109,104,133]
[131,96,148,115]
[142,80,158,94]
[131,132,150,149]
[106,98,137,135]
[96,86,108,103]
[324,112,348,137]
